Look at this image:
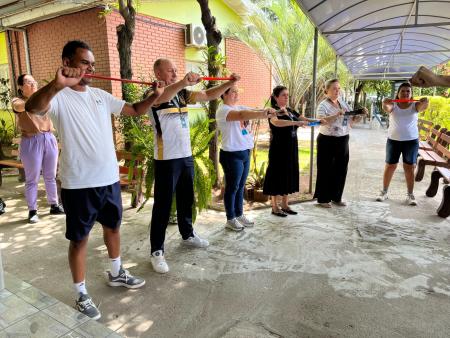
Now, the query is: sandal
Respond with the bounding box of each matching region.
[281,208,298,215]
[271,210,287,217]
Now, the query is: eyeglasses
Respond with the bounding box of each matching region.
[23,81,37,86]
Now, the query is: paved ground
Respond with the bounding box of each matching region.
[1,124,449,337]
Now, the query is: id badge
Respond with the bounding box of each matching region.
[342,116,348,127]
[180,115,188,128]
[291,129,297,137]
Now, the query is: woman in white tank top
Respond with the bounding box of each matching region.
[376,83,429,205]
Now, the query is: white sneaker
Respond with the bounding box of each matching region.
[182,232,209,248]
[376,190,388,201]
[406,193,417,206]
[150,250,169,274]
[236,215,254,227]
[225,218,244,231]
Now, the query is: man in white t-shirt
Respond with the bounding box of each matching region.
[148,58,241,274]
[25,40,169,320]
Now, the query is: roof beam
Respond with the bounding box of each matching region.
[323,22,450,35]
[341,49,450,57]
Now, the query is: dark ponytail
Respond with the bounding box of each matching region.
[17,74,28,98]
[270,85,287,108]
[220,87,231,100]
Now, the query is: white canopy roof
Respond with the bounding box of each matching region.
[294,0,450,80]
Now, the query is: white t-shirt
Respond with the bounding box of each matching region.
[216,104,254,152]
[48,87,125,189]
[317,98,352,137]
[149,89,193,160]
[388,103,419,141]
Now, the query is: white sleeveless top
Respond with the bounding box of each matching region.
[388,103,419,141]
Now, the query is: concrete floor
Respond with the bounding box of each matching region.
[1,124,450,337]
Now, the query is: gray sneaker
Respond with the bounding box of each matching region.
[225,218,244,231]
[75,293,101,320]
[107,266,146,289]
[236,215,254,227]
[406,193,417,206]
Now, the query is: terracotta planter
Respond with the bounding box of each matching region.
[244,186,254,201]
[252,189,269,202]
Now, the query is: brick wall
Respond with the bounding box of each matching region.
[225,38,272,108]
[105,11,186,97]
[9,8,112,92]
[7,8,272,107]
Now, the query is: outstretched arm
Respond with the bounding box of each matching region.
[226,107,276,121]
[26,67,84,115]
[382,98,394,114]
[415,97,429,113]
[121,81,165,117]
[192,73,241,102]
[410,66,450,88]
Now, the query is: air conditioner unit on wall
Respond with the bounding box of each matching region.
[185,23,207,48]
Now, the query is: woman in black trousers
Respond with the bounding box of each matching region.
[314,79,367,208]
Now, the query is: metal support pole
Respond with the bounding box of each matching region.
[23,29,31,74]
[415,0,419,25]
[6,30,17,95]
[0,249,4,290]
[309,27,319,194]
[334,55,338,78]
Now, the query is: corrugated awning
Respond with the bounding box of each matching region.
[0,0,105,31]
[294,0,450,80]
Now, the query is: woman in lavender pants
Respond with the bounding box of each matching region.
[12,74,64,223]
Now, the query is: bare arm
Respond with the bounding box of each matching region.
[415,97,429,113]
[11,98,25,113]
[153,72,202,104]
[270,119,306,127]
[410,66,450,88]
[26,67,84,115]
[121,82,164,117]
[382,98,394,114]
[192,73,241,102]
[226,108,275,121]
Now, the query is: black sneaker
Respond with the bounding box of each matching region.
[107,266,146,289]
[50,204,64,214]
[75,293,101,320]
[28,210,39,223]
[0,198,5,215]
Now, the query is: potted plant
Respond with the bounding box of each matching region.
[246,161,268,202]
[0,78,17,159]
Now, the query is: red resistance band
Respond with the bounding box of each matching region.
[83,73,232,84]
[391,99,419,102]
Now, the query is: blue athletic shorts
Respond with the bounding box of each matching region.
[385,138,419,165]
[61,181,122,241]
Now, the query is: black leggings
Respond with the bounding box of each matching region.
[314,133,349,203]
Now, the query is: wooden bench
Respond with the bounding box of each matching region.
[0,138,24,186]
[116,150,144,208]
[419,125,443,151]
[418,119,434,144]
[415,128,450,182]
[426,134,450,218]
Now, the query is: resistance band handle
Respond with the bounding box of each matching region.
[307,121,321,127]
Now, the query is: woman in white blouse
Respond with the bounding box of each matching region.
[314,79,367,208]
[216,85,276,231]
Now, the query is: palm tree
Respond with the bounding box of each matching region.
[228,0,336,111]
